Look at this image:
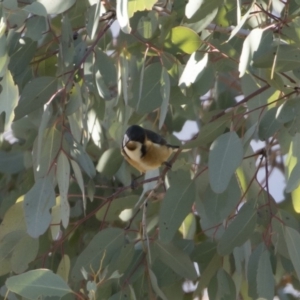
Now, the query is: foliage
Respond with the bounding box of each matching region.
[1,0,300,299]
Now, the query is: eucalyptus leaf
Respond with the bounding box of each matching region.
[71,228,124,281]
[96,147,123,177]
[64,132,96,178]
[209,131,243,193]
[164,26,201,54]
[159,171,196,242]
[217,202,257,255]
[14,77,58,120]
[258,107,282,140]
[56,152,70,229]
[6,269,72,299]
[257,250,275,300]
[0,70,19,128]
[37,0,76,14]
[24,177,56,238]
[285,226,300,280]
[155,240,198,281]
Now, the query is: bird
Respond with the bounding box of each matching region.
[121,125,180,173]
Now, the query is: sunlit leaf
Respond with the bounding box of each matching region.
[0,70,18,129]
[164,26,201,54]
[37,0,76,14]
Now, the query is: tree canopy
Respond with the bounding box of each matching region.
[1,0,300,299]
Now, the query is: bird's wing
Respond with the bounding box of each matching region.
[144,129,168,145]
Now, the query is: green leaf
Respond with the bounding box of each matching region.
[6,269,72,298]
[159,171,196,242]
[117,0,131,34]
[0,217,39,275]
[95,48,117,100]
[149,269,168,300]
[159,67,170,129]
[247,243,265,299]
[71,228,124,281]
[239,28,264,77]
[65,132,96,178]
[0,69,18,129]
[33,127,61,179]
[0,151,24,174]
[70,160,86,210]
[209,131,243,193]
[253,44,300,71]
[128,0,158,17]
[184,0,221,33]
[217,202,257,255]
[57,255,70,282]
[155,240,198,281]
[86,1,101,40]
[257,250,275,300]
[96,148,123,177]
[61,15,74,67]
[24,177,55,238]
[286,162,300,192]
[14,77,58,120]
[216,269,236,299]
[227,1,254,42]
[132,62,163,113]
[197,176,241,236]
[164,26,201,54]
[10,235,39,274]
[276,98,300,124]
[23,2,48,17]
[258,107,282,140]
[137,11,158,40]
[96,195,138,221]
[9,37,36,77]
[37,0,76,14]
[25,16,47,41]
[285,226,300,280]
[56,152,70,229]
[194,252,222,294]
[179,52,208,88]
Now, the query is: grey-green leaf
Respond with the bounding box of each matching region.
[285,226,300,280]
[6,269,72,298]
[257,250,275,300]
[258,107,282,140]
[14,77,58,120]
[159,171,196,242]
[209,131,243,193]
[65,132,96,178]
[0,70,19,129]
[24,177,55,238]
[37,0,76,14]
[96,148,123,178]
[71,228,124,281]
[155,240,198,281]
[217,202,257,255]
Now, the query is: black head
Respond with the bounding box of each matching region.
[124,125,146,144]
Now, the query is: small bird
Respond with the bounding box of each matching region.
[121,125,179,173]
